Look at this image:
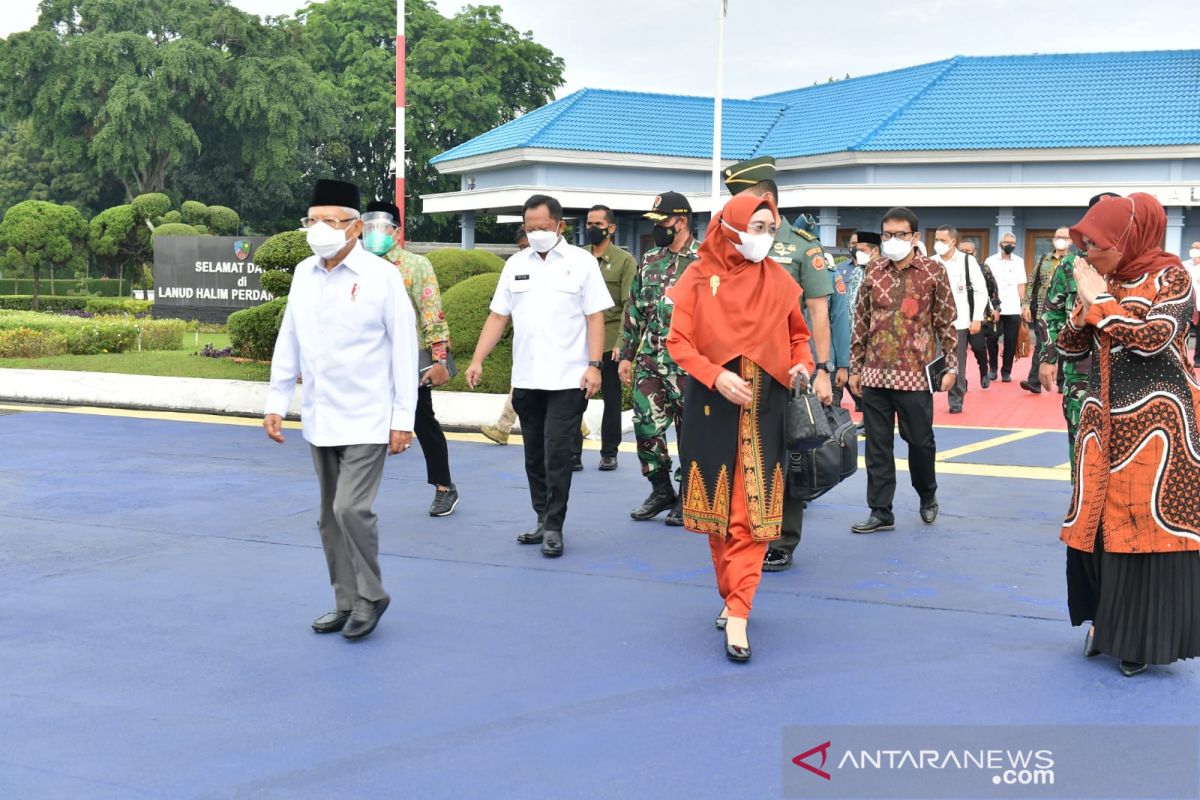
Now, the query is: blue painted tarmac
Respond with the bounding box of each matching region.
[1,406,1197,798]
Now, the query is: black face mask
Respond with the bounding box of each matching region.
[586,227,609,247]
[652,224,677,249]
[1001,243,1015,255]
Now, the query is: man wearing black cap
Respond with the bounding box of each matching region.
[363,200,459,517]
[263,178,419,641]
[617,191,699,526]
[724,156,834,573]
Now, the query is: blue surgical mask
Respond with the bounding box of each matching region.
[364,232,394,255]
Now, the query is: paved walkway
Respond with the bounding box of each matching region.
[1,398,1195,799]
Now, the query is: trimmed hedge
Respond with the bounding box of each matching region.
[254,230,311,272]
[0,311,187,356]
[0,279,131,296]
[426,248,504,292]
[0,327,68,358]
[440,272,510,394]
[260,270,292,298]
[227,297,287,361]
[0,296,152,315]
[153,222,201,238]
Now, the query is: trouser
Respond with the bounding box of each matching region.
[1063,381,1088,471]
[998,315,1021,376]
[599,352,623,457]
[708,453,768,618]
[414,385,451,487]
[512,387,587,532]
[496,393,518,434]
[1026,318,1048,383]
[948,329,987,409]
[633,359,686,480]
[310,443,389,611]
[861,386,937,517]
[774,494,805,556]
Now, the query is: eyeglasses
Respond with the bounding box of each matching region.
[301,216,359,229]
[746,221,779,236]
[879,231,917,241]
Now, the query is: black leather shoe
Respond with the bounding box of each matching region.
[988,370,998,381]
[1119,660,1148,677]
[541,529,563,558]
[724,628,751,663]
[631,480,676,521]
[1019,379,1042,394]
[516,524,545,544]
[342,596,389,640]
[664,496,684,527]
[851,513,895,534]
[980,373,991,389]
[762,547,793,572]
[948,406,963,414]
[1084,628,1101,658]
[598,455,618,471]
[919,500,939,524]
[571,458,584,472]
[1001,373,1012,383]
[312,609,351,633]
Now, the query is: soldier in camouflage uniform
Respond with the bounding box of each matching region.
[618,191,699,526]
[723,156,834,573]
[1020,227,1073,393]
[1038,254,1089,469]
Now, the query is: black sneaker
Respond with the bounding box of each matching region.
[598,455,618,471]
[429,484,459,517]
[762,548,793,572]
[851,513,895,534]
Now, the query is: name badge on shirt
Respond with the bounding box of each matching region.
[515,274,530,281]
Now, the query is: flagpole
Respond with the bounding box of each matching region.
[396,0,407,247]
[710,0,726,215]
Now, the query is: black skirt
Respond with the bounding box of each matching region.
[1067,532,1200,665]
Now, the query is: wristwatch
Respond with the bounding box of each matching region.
[588,360,603,369]
[815,362,835,374]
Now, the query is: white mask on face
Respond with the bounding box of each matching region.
[854,250,871,266]
[933,241,952,257]
[1053,237,1071,251]
[722,221,773,263]
[525,229,560,253]
[306,222,351,259]
[1189,248,1200,261]
[882,237,912,262]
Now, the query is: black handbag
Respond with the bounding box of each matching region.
[789,404,859,501]
[786,374,832,451]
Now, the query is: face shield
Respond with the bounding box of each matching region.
[362,211,397,255]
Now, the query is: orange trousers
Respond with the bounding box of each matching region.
[707,456,768,618]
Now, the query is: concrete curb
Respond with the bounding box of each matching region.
[0,368,634,433]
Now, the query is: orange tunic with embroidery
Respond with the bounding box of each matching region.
[1057,263,1200,553]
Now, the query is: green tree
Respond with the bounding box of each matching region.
[0,200,88,309]
[88,203,152,287]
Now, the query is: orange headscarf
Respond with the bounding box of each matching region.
[666,192,802,387]
[1070,192,1180,282]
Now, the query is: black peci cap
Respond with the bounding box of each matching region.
[309,178,361,211]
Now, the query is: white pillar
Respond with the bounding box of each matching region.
[1166,207,1185,258]
[818,207,839,248]
[996,207,1015,245]
[396,0,406,246]
[461,211,476,250]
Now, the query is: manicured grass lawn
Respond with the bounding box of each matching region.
[0,333,271,381]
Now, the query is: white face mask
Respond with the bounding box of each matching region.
[854,250,871,266]
[306,222,351,259]
[1189,248,1200,261]
[721,221,773,263]
[882,237,912,262]
[525,229,560,253]
[933,241,952,257]
[1053,237,1071,251]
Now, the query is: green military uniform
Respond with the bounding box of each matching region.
[1039,256,1089,470]
[588,242,638,350]
[619,236,700,480]
[1022,252,1064,387]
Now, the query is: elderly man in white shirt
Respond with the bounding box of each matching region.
[263,178,418,641]
[467,194,612,558]
[933,225,988,413]
[984,231,1027,382]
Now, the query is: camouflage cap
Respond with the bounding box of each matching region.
[643,191,692,221]
[723,155,776,195]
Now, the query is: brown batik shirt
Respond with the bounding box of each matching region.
[850,254,959,391]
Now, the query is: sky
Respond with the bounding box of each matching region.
[2,0,1196,99]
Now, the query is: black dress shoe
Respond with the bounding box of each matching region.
[724,628,751,663]
[1019,379,1042,394]
[630,481,676,520]
[980,374,991,389]
[762,547,793,572]
[311,609,351,633]
[1084,628,1101,658]
[664,496,684,527]
[516,524,545,544]
[598,455,618,471]
[1119,660,1148,677]
[948,406,963,414]
[987,370,998,380]
[1001,373,1012,383]
[342,596,390,640]
[541,529,563,558]
[919,500,939,524]
[851,513,895,534]
[571,458,584,472]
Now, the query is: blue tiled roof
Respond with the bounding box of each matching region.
[430,50,1200,165]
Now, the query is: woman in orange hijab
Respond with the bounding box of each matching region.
[666,192,813,662]
[1059,192,1200,677]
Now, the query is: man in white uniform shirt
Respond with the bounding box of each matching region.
[984,232,1026,382]
[1185,241,1200,368]
[467,194,612,558]
[263,178,418,641]
[933,225,987,413]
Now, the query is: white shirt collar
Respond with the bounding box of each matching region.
[314,241,368,274]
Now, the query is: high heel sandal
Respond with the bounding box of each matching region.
[724,626,751,663]
[1084,627,1100,658]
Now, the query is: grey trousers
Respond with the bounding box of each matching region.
[310,443,389,610]
[948,329,985,409]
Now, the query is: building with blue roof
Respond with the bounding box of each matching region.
[424,49,1200,264]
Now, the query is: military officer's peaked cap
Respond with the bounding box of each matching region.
[723,155,776,195]
[643,191,692,221]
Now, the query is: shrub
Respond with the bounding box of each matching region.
[0,296,152,314]
[180,201,208,226]
[132,193,171,223]
[426,248,504,292]
[153,222,201,238]
[193,224,209,235]
[0,279,130,296]
[138,319,186,351]
[253,230,311,272]
[440,272,510,394]
[260,270,292,298]
[161,210,183,225]
[206,206,240,236]
[60,322,139,354]
[228,297,287,361]
[0,327,68,358]
[85,298,152,315]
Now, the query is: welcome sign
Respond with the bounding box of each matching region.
[153,236,272,321]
